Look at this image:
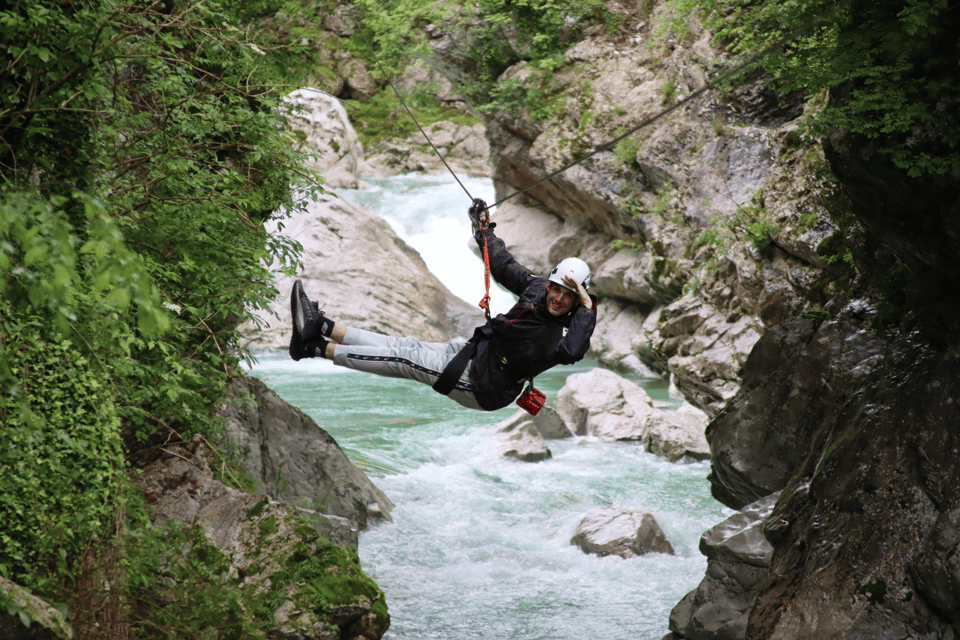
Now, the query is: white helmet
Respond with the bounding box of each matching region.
[548,257,591,291]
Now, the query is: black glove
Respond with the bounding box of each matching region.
[468,198,489,235]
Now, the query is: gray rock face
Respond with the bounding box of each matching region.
[363,120,492,178]
[284,88,365,189]
[219,375,393,544]
[645,295,764,417]
[705,303,960,638]
[670,493,777,640]
[571,507,675,558]
[706,314,883,510]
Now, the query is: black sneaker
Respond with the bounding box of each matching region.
[289,280,329,361]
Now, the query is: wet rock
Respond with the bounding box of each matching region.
[554,368,709,462]
[669,493,777,640]
[571,507,675,558]
[706,315,882,509]
[492,405,574,440]
[219,375,394,545]
[495,420,552,463]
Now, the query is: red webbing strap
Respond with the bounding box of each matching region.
[478,223,492,320]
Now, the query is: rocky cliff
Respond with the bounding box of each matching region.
[410,1,960,638]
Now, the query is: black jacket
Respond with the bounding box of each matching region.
[470,227,598,410]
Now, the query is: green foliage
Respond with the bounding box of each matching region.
[128,523,259,639]
[355,0,615,119]
[0,320,127,592]
[652,182,679,221]
[613,130,641,166]
[664,0,960,177]
[661,77,678,104]
[1,0,326,444]
[477,74,553,120]
[613,239,642,252]
[111,501,386,639]
[350,82,481,149]
[0,193,170,347]
[0,0,335,621]
[686,191,779,293]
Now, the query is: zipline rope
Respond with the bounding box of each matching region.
[359,0,850,212]
[355,1,849,318]
[359,29,475,202]
[488,0,852,209]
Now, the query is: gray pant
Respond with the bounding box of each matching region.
[332,327,482,410]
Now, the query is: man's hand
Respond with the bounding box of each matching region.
[563,275,593,310]
[468,198,489,234]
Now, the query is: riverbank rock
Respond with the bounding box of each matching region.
[132,440,390,640]
[285,88,365,189]
[0,576,72,640]
[669,493,777,640]
[494,420,552,462]
[553,368,709,461]
[239,192,483,350]
[706,312,883,510]
[219,375,394,544]
[571,508,675,558]
[707,306,960,639]
[492,406,574,440]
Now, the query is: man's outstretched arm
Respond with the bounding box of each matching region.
[469,199,536,297]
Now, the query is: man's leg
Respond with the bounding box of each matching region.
[326,332,482,411]
[288,282,482,410]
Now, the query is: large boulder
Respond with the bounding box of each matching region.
[669,493,778,640]
[239,192,483,350]
[132,440,390,640]
[284,88,365,189]
[706,311,882,510]
[493,419,552,463]
[553,368,710,462]
[219,375,393,543]
[570,507,675,558]
[492,406,574,441]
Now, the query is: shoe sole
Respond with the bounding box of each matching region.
[293,280,307,339]
[289,280,306,361]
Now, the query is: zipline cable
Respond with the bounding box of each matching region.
[355,0,850,213]
[359,27,475,201]
[488,0,853,210]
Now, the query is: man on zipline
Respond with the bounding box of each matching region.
[287,199,597,412]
